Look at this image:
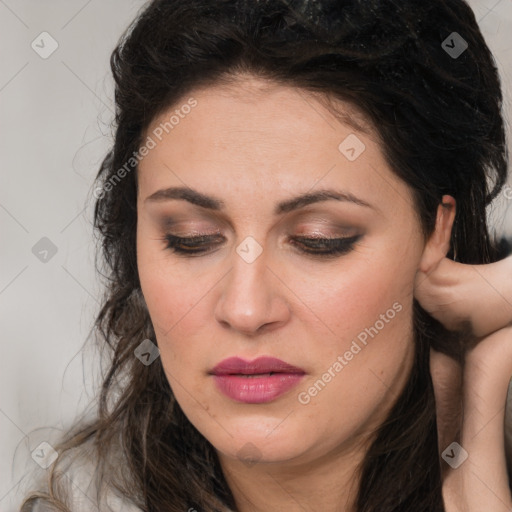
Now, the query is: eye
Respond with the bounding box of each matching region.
[163,233,224,256]
[162,233,361,258]
[289,234,361,257]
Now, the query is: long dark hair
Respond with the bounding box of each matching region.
[21,1,508,511]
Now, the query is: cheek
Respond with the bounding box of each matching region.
[290,249,415,345]
[136,227,206,327]
[139,265,208,342]
[289,260,415,448]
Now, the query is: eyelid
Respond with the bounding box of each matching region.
[162,232,362,258]
[161,222,355,237]
[157,212,358,235]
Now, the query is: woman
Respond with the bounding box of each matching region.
[20,0,512,511]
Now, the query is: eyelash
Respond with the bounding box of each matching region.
[162,233,361,258]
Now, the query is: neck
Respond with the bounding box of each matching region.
[218,435,370,512]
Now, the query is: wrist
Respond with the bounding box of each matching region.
[464,326,512,400]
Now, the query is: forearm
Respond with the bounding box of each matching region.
[456,326,512,511]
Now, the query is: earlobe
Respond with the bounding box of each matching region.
[418,195,456,275]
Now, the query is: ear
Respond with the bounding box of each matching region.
[418,195,456,275]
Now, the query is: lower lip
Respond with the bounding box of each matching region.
[213,373,305,403]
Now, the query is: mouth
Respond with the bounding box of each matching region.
[229,372,279,377]
[211,356,306,376]
[210,356,306,403]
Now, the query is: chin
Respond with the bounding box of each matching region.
[201,415,328,465]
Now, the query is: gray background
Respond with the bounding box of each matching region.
[1,1,511,510]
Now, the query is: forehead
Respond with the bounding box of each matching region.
[137,76,414,217]
[146,74,374,144]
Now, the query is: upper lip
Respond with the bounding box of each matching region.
[211,356,306,376]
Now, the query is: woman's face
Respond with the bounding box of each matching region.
[136,75,425,468]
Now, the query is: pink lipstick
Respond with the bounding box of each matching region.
[211,356,305,403]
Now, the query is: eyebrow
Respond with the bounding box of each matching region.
[144,186,376,215]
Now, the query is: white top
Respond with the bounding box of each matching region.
[22,438,144,512]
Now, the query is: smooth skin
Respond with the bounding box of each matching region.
[136,73,512,511]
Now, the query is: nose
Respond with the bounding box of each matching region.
[214,245,291,336]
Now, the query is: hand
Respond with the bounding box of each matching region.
[414,256,512,510]
[414,255,512,338]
